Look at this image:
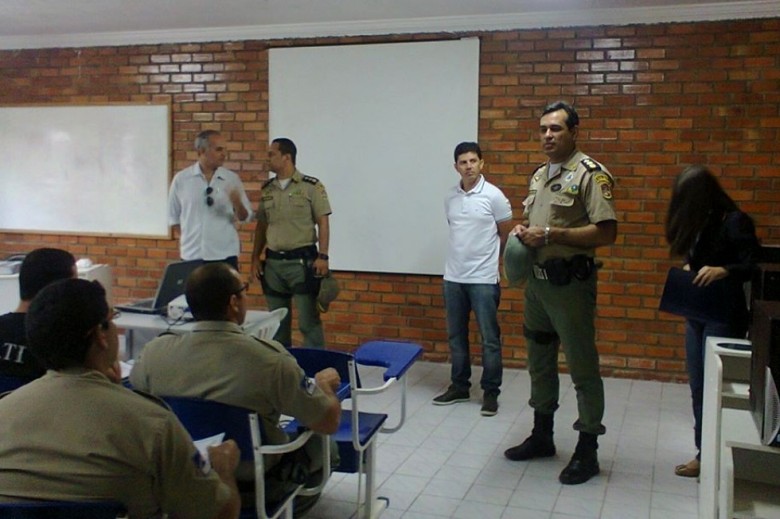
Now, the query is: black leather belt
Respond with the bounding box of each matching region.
[532,255,597,285]
[266,246,317,261]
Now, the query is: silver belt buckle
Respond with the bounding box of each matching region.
[532,264,548,280]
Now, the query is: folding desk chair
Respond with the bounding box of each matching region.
[162,396,328,519]
[0,501,125,519]
[289,340,423,519]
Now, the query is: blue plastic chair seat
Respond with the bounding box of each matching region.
[0,501,125,518]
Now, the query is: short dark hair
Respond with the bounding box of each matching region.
[195,130,221,152]
[19,248,76,301]
[453,142,482,162]
[272,137,297,165]
[26,279,108,370]
[542,101,580,129]
[185,263,243,321]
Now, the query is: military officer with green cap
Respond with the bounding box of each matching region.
[252,138,332,348]
[503,101,617,486]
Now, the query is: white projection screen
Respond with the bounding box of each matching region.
[269,38,480,275]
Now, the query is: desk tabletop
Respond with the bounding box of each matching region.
[115,309,272,333]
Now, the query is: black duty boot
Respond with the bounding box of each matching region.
[559,432,600,485]
[504,412,556,461]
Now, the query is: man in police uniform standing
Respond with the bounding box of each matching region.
[252,138,331,348]
[503,101,617,485]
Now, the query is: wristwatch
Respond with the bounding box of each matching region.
[317,253,329,260]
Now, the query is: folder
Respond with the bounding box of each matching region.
[659,267,733,323]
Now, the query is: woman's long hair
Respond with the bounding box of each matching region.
[665,165,738,257]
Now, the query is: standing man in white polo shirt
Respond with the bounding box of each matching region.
[433,142,514,416]
[169,130,253,270]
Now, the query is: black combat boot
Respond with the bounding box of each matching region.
[559,431,600,485]
[504,412,556,461]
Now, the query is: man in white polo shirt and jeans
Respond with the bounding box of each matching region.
[433,141,513,416]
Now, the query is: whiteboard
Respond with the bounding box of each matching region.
[0,104,170,237]
[270,38,480,275]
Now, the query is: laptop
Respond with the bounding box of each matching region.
[115,260,202,315]
[659,267,733,323]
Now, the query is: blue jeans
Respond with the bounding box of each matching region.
[443,281,502,395]
[685,318,745,458]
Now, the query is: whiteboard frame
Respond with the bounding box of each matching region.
[0,102,172,238]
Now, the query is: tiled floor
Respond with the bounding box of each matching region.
[307,361,699,519]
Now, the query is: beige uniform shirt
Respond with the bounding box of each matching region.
[130,321,332,468]
[256,169,331,252]
[523,150,617,264]
[0,369,230,519]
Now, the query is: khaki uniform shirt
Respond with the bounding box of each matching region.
[130,321,332,469]
[523,150,617,264]
[0,369,230,519]
[256,169,331,251]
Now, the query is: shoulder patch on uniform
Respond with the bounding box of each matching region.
[593,172,612,186]
[302,175,320,185]
[192,450,211,475]
[301,375,317,395]
[581,158,602,173]
[262,178,275,189]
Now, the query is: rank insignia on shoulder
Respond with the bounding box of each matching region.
[302,175,319,185]
[581,158,602,173]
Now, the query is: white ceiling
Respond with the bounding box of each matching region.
[1,0,778,50]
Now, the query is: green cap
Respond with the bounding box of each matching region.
[503,236,535,286]
[317,273,340,313]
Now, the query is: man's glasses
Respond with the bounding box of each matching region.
[205,186,214,206]
[100,309,121,330]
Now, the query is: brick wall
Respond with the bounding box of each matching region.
[1,19,778,382]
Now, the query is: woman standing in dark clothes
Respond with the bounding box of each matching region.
[665,165,759,478]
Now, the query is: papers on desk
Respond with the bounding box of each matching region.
[120,360,135,379]
[193,433,225,474]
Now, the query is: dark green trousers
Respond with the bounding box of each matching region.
[523,273,605,435]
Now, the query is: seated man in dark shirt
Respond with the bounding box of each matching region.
[0,248,76,379]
